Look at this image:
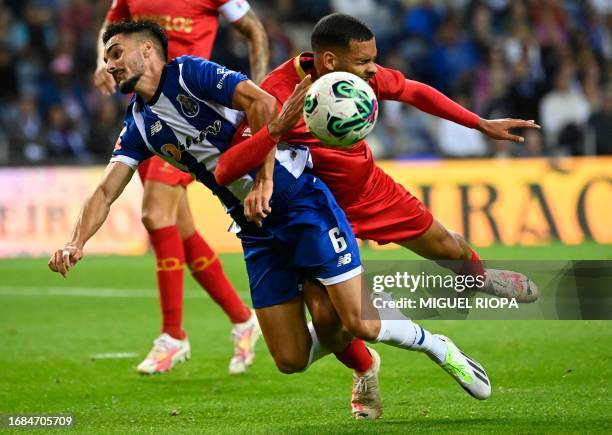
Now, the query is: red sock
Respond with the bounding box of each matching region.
[183,232,251,324]
[334,339,373,373]
[148,226,186,340]
[442,249,486,278]
[460,249,486,278]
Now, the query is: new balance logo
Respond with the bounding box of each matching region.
[150,121,162,136]
[337,253,352,267]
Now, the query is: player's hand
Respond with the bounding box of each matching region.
[477,118,540,142]
[48,244,83,278]
[244,178,273,227]
[94,62,116,96]
[269,75,312,141]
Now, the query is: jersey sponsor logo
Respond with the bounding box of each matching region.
[184,120,222,148]
[216,68,232,90]
[176,94,200,117]
[161,143,182,161]
[337,253,352,267]
[150,120,162,136]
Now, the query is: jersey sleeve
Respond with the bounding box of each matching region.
[106,0,131,22]
[215,0,251,23]
[109,112,153,169]
[179,57,248,107]
[370,65,480,129]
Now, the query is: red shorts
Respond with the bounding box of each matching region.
[138,156,194,187]
[340,167,433,244]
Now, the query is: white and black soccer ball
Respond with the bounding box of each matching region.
[303,71,378,148]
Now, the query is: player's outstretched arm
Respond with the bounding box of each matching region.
[232,10,269,84]
[48,162,134,277]
[379,69,541,142]
[476,118,541,142]
[214,76,311,185]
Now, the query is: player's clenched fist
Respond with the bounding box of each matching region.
[48,245,83,278]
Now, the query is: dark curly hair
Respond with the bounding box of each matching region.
[102,20,168,62]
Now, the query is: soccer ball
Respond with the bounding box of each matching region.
[303,71,378,148]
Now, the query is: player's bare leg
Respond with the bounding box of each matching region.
[303,279,382,419]
[176,192,260,374]
[138,180,190,374]
[398,219,538,302]
[325,275,491,400]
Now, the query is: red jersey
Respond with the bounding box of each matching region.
[259,54,480,211]
[107,0,250,60]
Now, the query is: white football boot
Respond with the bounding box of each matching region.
[432,335,491,400]
[228,310,262,375]
[137,333,191,375]
[351,347,383,420]
[481,269,539,302]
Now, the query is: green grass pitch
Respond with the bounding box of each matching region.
[1,242,610,433]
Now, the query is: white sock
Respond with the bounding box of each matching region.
[304,322,331,370]
[375,318,447,363]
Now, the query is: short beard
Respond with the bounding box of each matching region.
[118,74,142,94]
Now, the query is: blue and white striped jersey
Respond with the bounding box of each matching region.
[110,55,312,233]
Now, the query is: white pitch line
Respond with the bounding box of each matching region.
[0,286,250,299]
[90,352,139,360]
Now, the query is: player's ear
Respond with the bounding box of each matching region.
[142,40,153,58]
[322,51,336,72]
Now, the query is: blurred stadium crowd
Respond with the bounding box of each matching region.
[0,0,610,164]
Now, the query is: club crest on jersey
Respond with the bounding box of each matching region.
[161,143,182,161]
[176,94,200,117]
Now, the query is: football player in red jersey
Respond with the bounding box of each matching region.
[227,13,540,305]
[214,15,543,413]
[93,0,270,376]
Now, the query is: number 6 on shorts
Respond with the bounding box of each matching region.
[328,227,347,253]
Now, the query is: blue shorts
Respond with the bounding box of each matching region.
[240,174,362,309]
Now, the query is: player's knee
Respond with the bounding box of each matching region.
[141,205,173,230]
[273,354,309,374]
[345,317,379,342]
[140,211,157,231]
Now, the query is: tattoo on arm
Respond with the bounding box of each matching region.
[233,10,270,84]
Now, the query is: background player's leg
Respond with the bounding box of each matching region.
[137,179,190,374]
[178,191,251,324]
[177,191,258,374]
[325,275,491,400]
[141,180,184,340]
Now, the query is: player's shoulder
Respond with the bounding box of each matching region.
[174,55,213,70]
[260,57,300,96]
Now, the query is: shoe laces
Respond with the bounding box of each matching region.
[147,338,173,360]
[354,376,368,395]
[442,357,471,384]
